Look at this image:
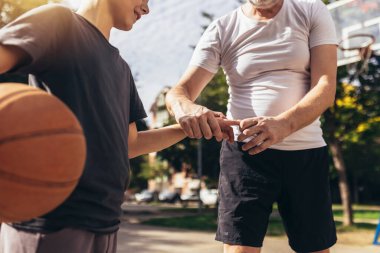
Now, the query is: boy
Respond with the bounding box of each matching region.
[0,1,236,252]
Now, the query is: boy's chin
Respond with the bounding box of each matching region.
[115,23,134,31]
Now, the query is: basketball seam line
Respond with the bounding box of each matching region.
[0,88,41,105]
[0,128,84,145]
[0,168,79,188]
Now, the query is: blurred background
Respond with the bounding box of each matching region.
[1,0,379,252]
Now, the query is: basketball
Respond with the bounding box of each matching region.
[0,83,86,222]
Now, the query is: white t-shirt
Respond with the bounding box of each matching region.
[189,0,337,150]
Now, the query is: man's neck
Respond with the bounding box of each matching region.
[76,0,113,40]
[243,0,284,21]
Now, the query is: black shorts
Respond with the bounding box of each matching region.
[216,141,337,253]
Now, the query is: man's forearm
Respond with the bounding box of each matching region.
[166,66,216,120]
[166,66,233,140]
[128,124,186,159]
[166,85,195,120]
[277,78,336,134]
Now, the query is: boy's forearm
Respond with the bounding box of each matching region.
[129,124,186,158]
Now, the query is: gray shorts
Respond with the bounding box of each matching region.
[0,223,117,253]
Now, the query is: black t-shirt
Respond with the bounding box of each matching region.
[0,4,147,233]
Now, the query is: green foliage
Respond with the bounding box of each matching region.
[142,213,287,235]
[129,154,149,190]
[129,120,150,190]
[142,210,377,235]
[335,221,377,232]
[143,214,218,231]
[323,66,380,146]
[132,119,173,186]
[158,137,198,171]
[322,55,380,203]
[137,159,171,181]
[196,69,229,111]
[0,0,59,82]
[333,210,380,220]
[0,0,59,28]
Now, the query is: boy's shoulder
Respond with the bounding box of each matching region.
[17,4,73,22]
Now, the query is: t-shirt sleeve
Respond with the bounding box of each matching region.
[309,0,338,49]
[129,77,147,123]
[0,4,72,74]
[189,21,221,74]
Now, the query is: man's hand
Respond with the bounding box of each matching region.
[177,104,239,142]
[218,117,240,143]
[237,116,292,155]
[166,66,239,142]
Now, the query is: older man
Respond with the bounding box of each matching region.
[166,0,338,252]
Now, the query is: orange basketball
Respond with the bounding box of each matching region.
[0,83,86,222]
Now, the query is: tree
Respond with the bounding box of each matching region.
[157,8,231,182]
[158,0,380,221]
[1,0,59,28]
[137,160,171,183]
[322,54,380,225]
[157,69,229,187]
